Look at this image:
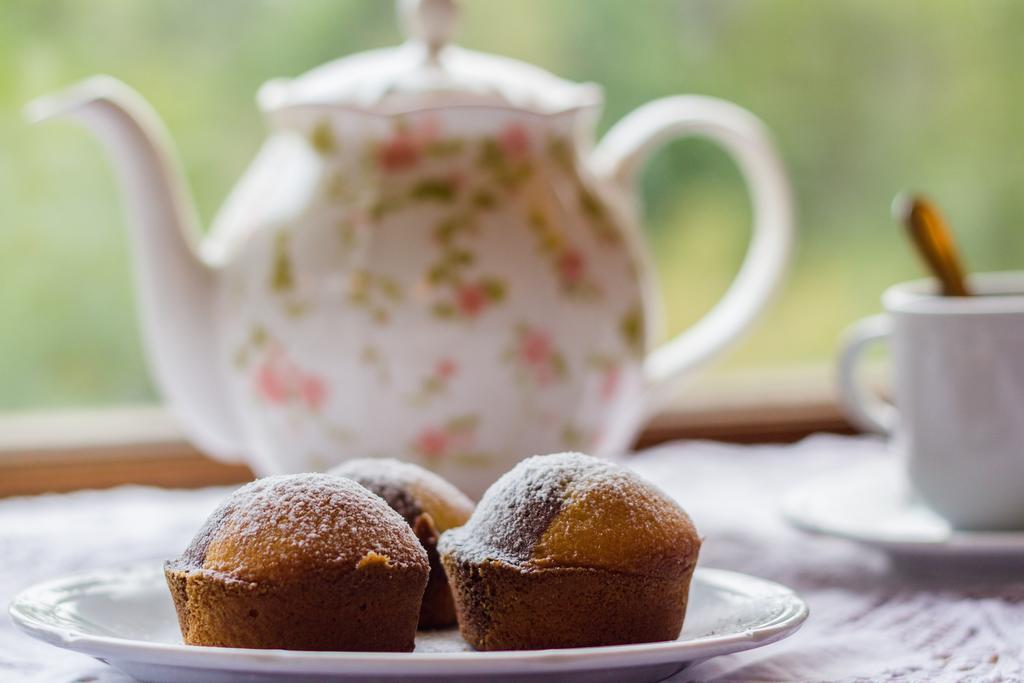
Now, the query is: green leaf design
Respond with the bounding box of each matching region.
[562,423,584,449]
[425,138,466,158]
[471,189,497,209]
[482,278,506,302]
[411,177,457,202]
[250,325,268,347]
[528,206,547,229]
[338,221,357,250]
[371,196,405,220]
[452,452,495,467]
[435,216,460,245]
[435,212,478,245]
[447,248,474,267]
[541,232,563,253]
[323,169,349,200]
[360,345,380,364]
[310,121,336,155]
[328,427,357,445]
[579,186,604,219]
[579,186,622,244]
[426,376,444,392]
[285,301,309,318]
[269,231,294,293]
[551,352,568,378]
[478,139,503,171]
[379,276,403,301]
[620,305,645,357]
[447,414,479,432]
[501,163,533,190]
[432,302,456,319]
[347,270,371,304]
[427,263,452,285]
[547,136,575,173]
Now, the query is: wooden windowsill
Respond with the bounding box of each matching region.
[0,367,861,498]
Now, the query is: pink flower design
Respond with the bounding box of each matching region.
[558,248,586,286]
[508,326,566,387]
[377,133,420,171]
[414,428,449,460]
[521,328,559,385]
[253,344,329,413]
[255,359,290,404]
[255,345,294,404]
[600,365,622,401]
[436,358,458,380]
[520,327,553,366]
[499,122,531,159]
[376,116,443,172]
[456,282,488,318]
[413,416,478,461]
[300,375,327,412]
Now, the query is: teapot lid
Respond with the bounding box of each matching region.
[258,0,602,115]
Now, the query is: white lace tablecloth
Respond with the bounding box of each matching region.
[3,434,1023,682]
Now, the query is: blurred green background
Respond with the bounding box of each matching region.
[2,0,1023,410]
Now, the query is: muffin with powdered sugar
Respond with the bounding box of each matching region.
[165,473,428,651]
[439,452,701,650]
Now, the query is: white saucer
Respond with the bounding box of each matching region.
[10,562,806,683]
[783,458,1024,561]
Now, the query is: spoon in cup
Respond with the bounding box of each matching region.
[892,193,972,297]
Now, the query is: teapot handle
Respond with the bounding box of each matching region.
[591,96,794,415]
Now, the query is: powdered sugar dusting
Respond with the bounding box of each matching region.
[330,458,474,532]
[171,473,427,583]
[438,452,698,571]
[438,453,610,564]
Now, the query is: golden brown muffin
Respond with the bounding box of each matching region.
[329,458,474,628]
[165,473,429,651]
[438,452,701,650]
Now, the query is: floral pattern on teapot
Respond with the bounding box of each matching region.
[219,109,647,488]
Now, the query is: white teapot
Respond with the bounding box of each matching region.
[28,0,792,495]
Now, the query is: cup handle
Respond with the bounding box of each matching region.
[591,96,794,412]
[837,314,897,434]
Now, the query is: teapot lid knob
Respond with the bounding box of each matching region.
[259,0,600,115]
[398,0,459,60]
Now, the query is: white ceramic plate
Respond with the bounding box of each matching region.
[10,562,807,683]
[783,458,1024,561]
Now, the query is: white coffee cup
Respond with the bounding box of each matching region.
[838,271,1024,531]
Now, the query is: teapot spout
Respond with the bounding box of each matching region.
[25,76,245,461]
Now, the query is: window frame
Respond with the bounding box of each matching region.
[0,367,856,497]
